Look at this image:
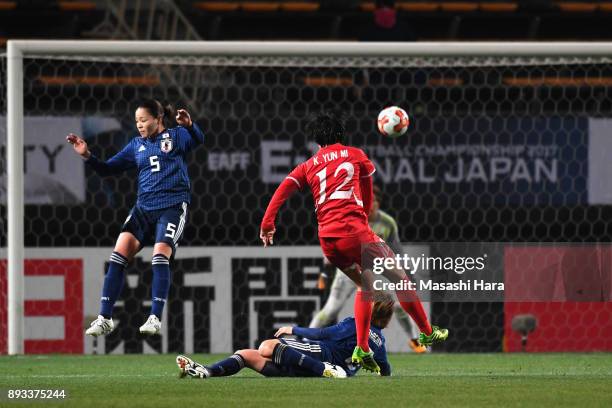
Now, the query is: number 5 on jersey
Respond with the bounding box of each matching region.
[150,156,160,172]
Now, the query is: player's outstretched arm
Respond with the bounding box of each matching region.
[274,322,355,341]
[175,108,192,127]
[67,133,135,176]
[274,325,328,340]
[274,326,293,337]
[288,318,354,340]
[66,133,91,159]
[260,177,300,247]
[176,109,205,148]
[288,326,325,340]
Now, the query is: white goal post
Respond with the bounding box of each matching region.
[6,40,612,354]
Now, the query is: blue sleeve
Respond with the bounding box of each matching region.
[85,140,136,176]
[375,344,391,376]
[292,326,326,340]
[293,318,355,340]
[177,123,204,153]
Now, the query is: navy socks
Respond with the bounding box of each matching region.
[99,252,173,320]
[208,354,246,377]
[151,254,171,318]
[100,252,128,319]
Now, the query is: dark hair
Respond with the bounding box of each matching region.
[371,292,395,329]
[138,99,176,128]
[305,111,346,146]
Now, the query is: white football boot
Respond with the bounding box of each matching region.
[176,355,211,379]
[139,315,161,335]
[85,315,115,337]
[322,362,347,378]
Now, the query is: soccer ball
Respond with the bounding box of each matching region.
[377,106,409,138]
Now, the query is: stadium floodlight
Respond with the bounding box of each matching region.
[6,40,612,355]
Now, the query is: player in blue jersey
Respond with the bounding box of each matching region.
[66,99,204,336]
[176,295,393,379]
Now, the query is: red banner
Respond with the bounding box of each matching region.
[505,246,612,352]
[0,260,6,354]
[0,259,83,354]
[505,302,612,352]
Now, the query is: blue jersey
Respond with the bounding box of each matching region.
[292,317,391,376]
[85,124,204,210]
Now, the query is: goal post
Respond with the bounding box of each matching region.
[5,40,612,355]
[7,41,24,355]
[8,40,612,56]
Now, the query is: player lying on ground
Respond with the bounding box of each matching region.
[67,99,204,336]
[310,185,426,354]
[260,111,448,373]
[177,296,394,379]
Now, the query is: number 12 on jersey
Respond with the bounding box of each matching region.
[315,162,355,204]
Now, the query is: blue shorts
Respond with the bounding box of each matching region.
[278,338,326,377]
[121,202,188,254]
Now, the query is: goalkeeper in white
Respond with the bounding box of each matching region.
[309,185,427,353]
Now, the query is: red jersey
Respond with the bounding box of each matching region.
[286,143,376,237]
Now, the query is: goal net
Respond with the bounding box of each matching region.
[2,42,612,354]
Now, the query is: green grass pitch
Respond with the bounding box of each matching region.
[1,353,611,407]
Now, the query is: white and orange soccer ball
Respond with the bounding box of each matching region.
[377,106,409,138]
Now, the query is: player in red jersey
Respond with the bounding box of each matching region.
[260,111,448,374]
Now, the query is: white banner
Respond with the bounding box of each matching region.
[0,116,121,204]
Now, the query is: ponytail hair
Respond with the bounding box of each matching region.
[138,99,176,128]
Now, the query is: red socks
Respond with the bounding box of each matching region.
[399,300,432,335]
[354,290,373,352]
[356,278,432,347]
[393,278,432,335]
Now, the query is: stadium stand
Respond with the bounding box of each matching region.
[2,1,612,44]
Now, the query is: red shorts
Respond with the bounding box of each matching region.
[319,228,392,270]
